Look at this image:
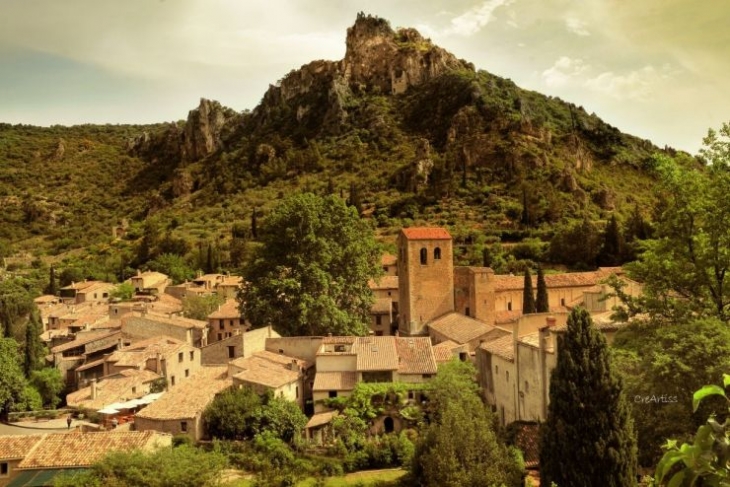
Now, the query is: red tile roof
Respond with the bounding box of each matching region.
[432,340,461,363]
[380,254,397,266]
[395,337,437,375]
[481,335,515,362]
[401,227,452,240]
[428,312,507,344]
[313,371,358,392]
[17,431,164,468]
[354,336,400,371]
[0,436,43,460]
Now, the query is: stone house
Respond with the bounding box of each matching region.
[135,366,233,441]
[130,271,170,296]
[0,431,170,487]
[50,330,125,388]
[201,326,280,365]
[121,312,208,347]
[428,311,510,353]
[66,368,161,411]
[368,274,399,336]
[58,280,115,305]
[380,253,398,276]
[207,299,249,343]
[228,351,311,409]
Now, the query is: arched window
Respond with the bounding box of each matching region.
[420,248,428,265]
[434,247,441,260]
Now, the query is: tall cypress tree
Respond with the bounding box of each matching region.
[45,266,57,296]
[24,309,44,376]
[522,268,536,314]
[539,308,637,486]
[536,265,549,312]
[598,214,623,266]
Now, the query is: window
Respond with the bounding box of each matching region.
[94,293,97,299]
[420,248,428,265]
[217,333,222,341]
[329,391,338,398]
[465,307,470,317]
[383,266,388,272]
[496,365,499,374]
[185,369,189,378]
[507,302,512,311]
[132,386,137,394]
[387,291,391,296]
[171,376,176,386]
[375,330,384,336]
[228,346,235,359]
[178,352,183,363]
[525,381,529,393]
[561,298,565,306]
[1,462,8,476]
[180,421,188,432]
[422,374,433,379]
[189,351,194,361]
[506,371,509,382]
[376,315,382,326]
[434,247,441,260]
[103,293,109,298]
[219,321,224,330]
[296,386,299,399]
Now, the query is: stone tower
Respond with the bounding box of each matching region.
[397,227,454,336]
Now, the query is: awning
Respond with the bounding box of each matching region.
[97,407,119,415]
[8,469,85,487]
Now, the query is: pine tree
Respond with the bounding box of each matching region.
[598,214,623,266]
[539,308,637,486]
[45,266,57,296]
[522,268,536,314]
[348,182,363,216]
[536,265,549,312]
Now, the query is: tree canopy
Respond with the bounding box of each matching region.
[0,338,28,420]
[240,192,381,336]
[539,308,637,486]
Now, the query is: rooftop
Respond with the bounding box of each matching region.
[17,431,163,468]
[124,312,207,329]
[428,312,503,344]
[106,336,186,367]
[305,410,338,429]
[231,351,309,389]
[481,334,515,362]
[492,268,623,292]
[401,227,452,240]
[313,371,358,392]
[0,436,43,460]
[50,330,121,354]
[371,298,392,315]
[135,366,231,420]
[432,340,461,363]
[66,369,161,410]
[208,299,242,319]
[368,275,399,290]
[353,336,400,371]
[395,337,437,375]
[380,254,397,266]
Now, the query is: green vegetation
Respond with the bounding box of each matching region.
[540,308,637,486]
[183,293,225,321]
[240,193,381,336]
[0,338,26,419]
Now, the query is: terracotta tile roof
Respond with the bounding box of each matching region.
[127,312,207,329]
[401,227,452,240]
[135,366,231,420]
[371,298,392,314]
[107,336,186,367]
[66,369,161,410]
[231,351,309,389]
[395,337,437,375]
[34,295,60,305]
[208,299,241,319]
[321,336,356,345]
[493,268,623,292]
[354,336,399,371]
[17,431,162,468]
[511,422,540,468]
[313,372,358,391]
[481,335,514,362]
[380,254,397,266]
[428,312,501,344]
[75,356,107,373]
[60,281,113,292]
[0,436,43,460]
[432,340,460,363]
[306,410,338,429]
[368,275,399,290]
[518,332,542,349]
[131,271,169,289]
[51,330,121,354]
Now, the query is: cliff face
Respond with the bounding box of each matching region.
[128,98,237,164]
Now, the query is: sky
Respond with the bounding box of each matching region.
[0,0,727,154]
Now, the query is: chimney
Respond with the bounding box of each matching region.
[546,315,557,328]
[118,338,123,350]
[156,353,163,374]
[90,379,98,400]
[289,359,300,373]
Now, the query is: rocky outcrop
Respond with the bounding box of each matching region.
[128,98,236,164]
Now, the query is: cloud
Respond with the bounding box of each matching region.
[585,65,672,101]
[445,0,514,36]
[541,56,589,87]
[565,17,590,36]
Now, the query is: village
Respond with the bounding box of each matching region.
[0,226,642,486]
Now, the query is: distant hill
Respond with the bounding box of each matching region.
[0,13,671,275]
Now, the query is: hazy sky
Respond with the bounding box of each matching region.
[1,0,727,153]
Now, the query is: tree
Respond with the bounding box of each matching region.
[182,294,224,321]
[0,339,27,420]
[548,217,600,270]
[258,396,308,443]
[251,208,258,239]
[203,386,263,440]
[540,308,637,486]
[612,317,730,466]
[0,280,33,338]
[110,282,135,301]
[598,214,623,266]
[45,266,57,296]
[148,253,195,285]
[522,268,535,314]
[628,151,730,322]
[536,265,549,312]
[30,368,64,408]
[23,309,44,376]
[412,359,524,487]
[348,182,363,216]
[240,193,381,336]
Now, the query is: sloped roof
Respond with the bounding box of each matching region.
[0,436,43,460]
[313,372,358,392]
[231,351,308,389]
[354,336,399,371]
[492,268,623,292]
[125,312,207,329]
[371,298,392,314]
[306,410,339,429]
[428,312,501,344]
[380,254,397,266]
[432,340,460,363]
[511,422,540,468]
[395,337,437,375]
[66,369,161,410]
[17,431,162,468]
[368,275,398,290]
[401,227,452,240]
[208,299,241,319]
[106,336,186,367]
[481,335,515,362]
[135,366,231,420]
[50,330,121,354]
